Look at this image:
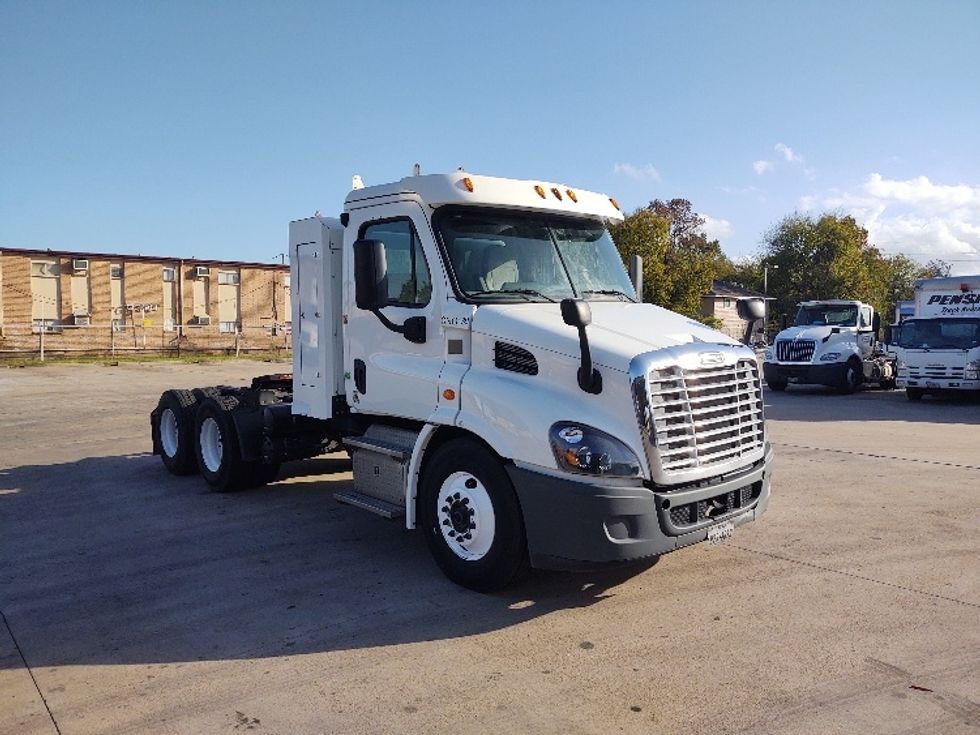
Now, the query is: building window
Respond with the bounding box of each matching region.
[110,262,124,322]
[30,260,62,328]
[722,298,732,308]
[162,265,178,331]
[217,269,240,330]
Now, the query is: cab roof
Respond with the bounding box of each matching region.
[344,172,624,222]
[798,299,865,307]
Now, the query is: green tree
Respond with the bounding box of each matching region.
[611,199,725,320]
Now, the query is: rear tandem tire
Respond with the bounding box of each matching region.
[194,396,253,492]
[154,389,199,475]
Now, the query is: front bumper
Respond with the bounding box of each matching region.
[898,376,980,391]
[507,444,773,570]
[763,361,844,387]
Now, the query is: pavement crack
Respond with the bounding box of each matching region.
[1,609,62,735]
[773,442,980,471]
[727,544,980,609]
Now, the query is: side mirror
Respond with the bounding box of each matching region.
[883,325,893,345]
[780,313,788,330]
[354,239,388,311]
[561,299,592,328]
[872,313,881,334]
[736,298,766,321]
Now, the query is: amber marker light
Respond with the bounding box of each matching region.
[534,185,546,199]
[462,177,474,192]
[442,388,456,400]
[566,189,578,202]
[549,187,562,200]
[609,197,621,211]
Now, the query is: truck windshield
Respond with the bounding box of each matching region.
[898,318,980,350]
[794,304,858,327]
[435,209,637,303]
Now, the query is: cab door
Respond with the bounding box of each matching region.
[858,305,875,358]
[345,201,446,420]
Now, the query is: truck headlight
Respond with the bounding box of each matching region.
[819,352,841,361]
[549,422,641,478]
[966,360,980,380]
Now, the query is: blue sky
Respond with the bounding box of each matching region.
[2,1,978,271]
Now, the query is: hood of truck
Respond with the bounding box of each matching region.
[471,302,740,372]
[774,325,852,343]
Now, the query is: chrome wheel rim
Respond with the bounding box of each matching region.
[160,408,179,458]
[200,417,223,474]
[437,471,495,561]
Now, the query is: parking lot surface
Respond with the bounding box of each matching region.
[1,361,978,734]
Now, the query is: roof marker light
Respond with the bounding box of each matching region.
[462,177,474,192]
[551,187,563,201]
[609,197,621,211]
[534,185,546,199]
[566,189,578,202]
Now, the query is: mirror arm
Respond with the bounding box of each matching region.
[370,309,426,344]
[574,325,602,394]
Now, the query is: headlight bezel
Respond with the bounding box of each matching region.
[549,421,641,478]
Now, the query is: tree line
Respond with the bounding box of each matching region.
[611,201,951,328]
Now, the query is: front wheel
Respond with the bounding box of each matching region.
[419,438,529,592]
[766,379,787,392]
[837,359,862,394]
[906,387,925,401]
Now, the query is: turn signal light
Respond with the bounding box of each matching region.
[462,177,474,192]
[442,388,456,401]
[534,185,546,199]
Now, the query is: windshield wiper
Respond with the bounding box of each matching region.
[465,289,557,303]
[582,289,635,302]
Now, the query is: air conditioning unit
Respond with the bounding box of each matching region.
[73,314,91,326]
[72,258,89,273]
[193,315,211,326]
[195,266,210,278]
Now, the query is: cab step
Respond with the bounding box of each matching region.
[334,489,405,519]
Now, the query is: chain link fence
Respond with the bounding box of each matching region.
[0,320,292,359]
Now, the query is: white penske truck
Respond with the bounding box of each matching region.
[763,299,896,393]
[150,171,772,590]
[895,276,980,400]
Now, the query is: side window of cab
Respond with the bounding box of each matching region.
[361,219,432,307]
[859,306,872,329]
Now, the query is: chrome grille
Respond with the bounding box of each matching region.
[647,359,765,475]
[776,339,815,362]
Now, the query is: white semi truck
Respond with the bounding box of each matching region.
[895,276,980,400]
[150,171,772,591]
[763,299,896,393]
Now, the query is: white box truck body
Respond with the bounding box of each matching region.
[150,171,772,590]
[895,276,980,400]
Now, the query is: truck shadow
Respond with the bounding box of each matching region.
[0,453,655,670]
[763,386,980,424]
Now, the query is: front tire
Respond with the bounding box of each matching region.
[837,359,862,394]
[906,387,925,401]
[419,438,529,592]
[766,379,788,392]
[194,396,252,492]
[154,390,199,475]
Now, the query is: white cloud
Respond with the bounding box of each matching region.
[799,173,980,273]
[702,214,733,241]
[775,142,803,163]
[752,160,773,175]
[613,162,661,182]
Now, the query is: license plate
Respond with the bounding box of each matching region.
[706,521,735,544]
